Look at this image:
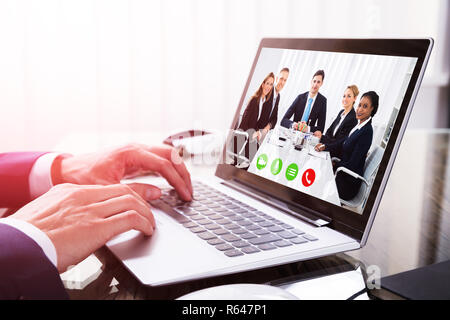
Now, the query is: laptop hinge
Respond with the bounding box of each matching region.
[222,179,331,227]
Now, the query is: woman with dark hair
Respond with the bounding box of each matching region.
[238,72,274,138]
[315,91,379,201]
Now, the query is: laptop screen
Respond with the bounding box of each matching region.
[217,38,432,241]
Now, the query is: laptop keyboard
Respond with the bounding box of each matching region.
[155,181,318,258]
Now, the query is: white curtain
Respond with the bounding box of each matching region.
[0,0,445,152]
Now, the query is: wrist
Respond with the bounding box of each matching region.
[51,154,73,185]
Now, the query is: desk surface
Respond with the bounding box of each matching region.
[62,129,450,300]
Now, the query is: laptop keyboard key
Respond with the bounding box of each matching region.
[259,221,275,228]
[223,223,240,230]
[237,220,252,227]
[240,232,257,240]
[291,237,308,244]
[268,225,284,232]
[258,243,277,250]
[250,217,265,223]
[232,240,249,248]
[241,246,260,254]
[209,214,224,220]
[216,218,230,225]
[222,234,240,242]
[229,215,245,222]
[254,229,270,235]
[182,221,197,228]
[278,231,297,239]
[246,224,261,231]
[196,219,211,225]
[249,234,282,245]
[190,226,205,233]
[207,238,224,246]
[198,231,216,240]
[224,249,244,257]
[216,243,234,251]
[231,228,247,235]
[292,228,305,235]
[204,223,221,230]
[213,228,230,236]
[274,240,292,247]
[303,234,318,241]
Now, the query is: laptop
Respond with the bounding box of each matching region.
[106,38,433,286]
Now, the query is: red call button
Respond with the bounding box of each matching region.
[301,169,316,187]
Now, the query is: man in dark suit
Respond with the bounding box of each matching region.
[281,70,327,133]
[253,67,290,141]
[0,144,192,299]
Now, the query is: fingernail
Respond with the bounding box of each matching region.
[145,188,161,200]
[184,187,192,201]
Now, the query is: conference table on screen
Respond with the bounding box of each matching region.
[247,127,341,206]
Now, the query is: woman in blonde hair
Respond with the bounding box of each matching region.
[314,85,359,145]
[238,72,274,137]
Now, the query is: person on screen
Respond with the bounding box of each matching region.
[252,68,290,142]
[314,91,379,201]
[238,72,275,138]
[280,70,327,133]
[313,85,359,151]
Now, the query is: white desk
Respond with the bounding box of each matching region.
[248,128,341,206]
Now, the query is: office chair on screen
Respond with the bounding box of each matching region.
[226,130,250,169]
[333,146,384,209]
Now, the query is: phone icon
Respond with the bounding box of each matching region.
[301,169,316,187]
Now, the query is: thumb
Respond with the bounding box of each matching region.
[126,183,162,201]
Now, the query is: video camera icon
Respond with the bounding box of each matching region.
[256,154,268,170]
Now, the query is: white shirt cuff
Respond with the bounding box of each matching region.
[0,217,58,268]
[28,152,61,200]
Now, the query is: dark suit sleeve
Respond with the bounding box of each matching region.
[268,95,279,129]
[325,139,343,159]
[281,95,301,129]
[335,116,358,143]
[0,223,68,299]
[0,152,48,208]
[311,96,327,133]
[238,98,257,131]
[336,129,372,173]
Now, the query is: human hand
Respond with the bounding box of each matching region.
[299,121,308,133]
[55,144,192,202]
[10,183,156,272]
[313,131,322,139]
[314,143,325,152]
[252,130,262,142]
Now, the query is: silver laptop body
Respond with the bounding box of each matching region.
[107,38,433,286]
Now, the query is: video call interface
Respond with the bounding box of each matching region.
[226,47,417,214]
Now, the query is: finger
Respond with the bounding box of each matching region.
[127,183,162,201]
[128,148,192,201]
[88,193,155,228]
[57,183,143,205]
[146,146,193,196]
[102,210,154,238]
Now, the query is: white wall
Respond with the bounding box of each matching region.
[0,0,447,152]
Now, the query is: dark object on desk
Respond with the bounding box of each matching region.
[380,260,450,300]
